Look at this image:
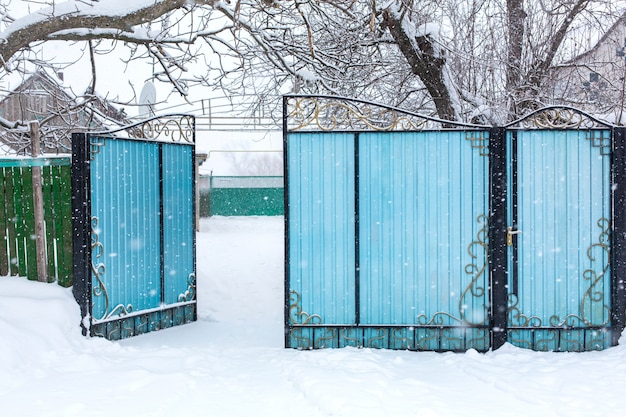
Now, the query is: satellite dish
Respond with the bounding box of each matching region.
[138,81,157,118]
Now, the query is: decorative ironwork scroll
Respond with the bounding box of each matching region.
[90,216,110,321]
[507,218,611,351]
[505,106,613,130]
[581,218,611,327]
[288,290,322,325]
[285,95,483,132]
[91,216,134,322]
[134,115,195,143]
[92,114,195,144]
[178,273,197,303]
[460,215,489,326]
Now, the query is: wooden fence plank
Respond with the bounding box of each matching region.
[0,168,9,276]
[11,167,27,277]
[50,165,73,287]
[24,168,39,281]
[42,165,56,283]
[4,169,18,276]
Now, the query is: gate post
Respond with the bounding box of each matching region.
[612,127,626,345]
[71,132,92,336]
[489,127,508,349]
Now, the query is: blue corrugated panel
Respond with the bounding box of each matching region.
[287,132,356,327]
[508,130,611,351]
[90,138,161,321]
[162,143,195,304]
[358,132,489,334]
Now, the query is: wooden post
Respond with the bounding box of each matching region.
[30,121,48,282]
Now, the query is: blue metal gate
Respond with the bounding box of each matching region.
[284,96,626,352]
[72,115,196,340]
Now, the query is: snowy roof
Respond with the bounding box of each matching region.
[563,11,626,65]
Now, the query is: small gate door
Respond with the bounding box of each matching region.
[506,129,612,351]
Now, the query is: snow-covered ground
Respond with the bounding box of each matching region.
[1,216,625,417]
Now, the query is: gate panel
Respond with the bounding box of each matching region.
[72,115,197,339]
[286,132,356,348]
[162,144,196,305]
[507,130,612,351]
[358,131,490,351]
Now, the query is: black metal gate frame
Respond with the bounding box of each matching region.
[283,95,626,351]
[72,114,197,340]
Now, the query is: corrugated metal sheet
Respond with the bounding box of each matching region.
[90,138,162,320]
[358,131,489,327]
[508,130,612,350]
[162,143,195,304]
[287,132,356,325]
[286,131,491,350]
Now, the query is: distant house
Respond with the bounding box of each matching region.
[549,13,626,119]
[0,68,129,155]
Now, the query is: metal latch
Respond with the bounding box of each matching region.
[507,227,522,246]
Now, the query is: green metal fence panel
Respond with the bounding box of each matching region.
[0,158,72,286]
[200,176,284,216]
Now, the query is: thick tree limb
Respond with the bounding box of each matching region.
[0,0,213,67]
[382,5,459,123]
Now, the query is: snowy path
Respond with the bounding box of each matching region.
[1,217,625,416]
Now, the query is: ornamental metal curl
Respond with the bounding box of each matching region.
[104,304,134,320]
[508,218,611,331]
[314,328,338,348]
[178,273,197,302]
[290,328,314,349]
[416,311,464,326]
[507,294,544,327]
[460,214,489,325]
[286,96,452,131]
[580,218,611,327]
[505,106,613,129]
[90,216,110,321]
[340,328,360,347]
[366,328,388,348]
[92,114,195,143]
[288,290,322,325]
[91,216,135,322]
[136,115,195,143]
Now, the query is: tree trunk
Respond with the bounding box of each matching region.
[383,7,459,124]
[506,0,526,119]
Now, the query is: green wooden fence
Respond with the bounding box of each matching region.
[0,157,73,286]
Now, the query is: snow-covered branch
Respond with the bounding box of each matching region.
[0,0,215,68]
